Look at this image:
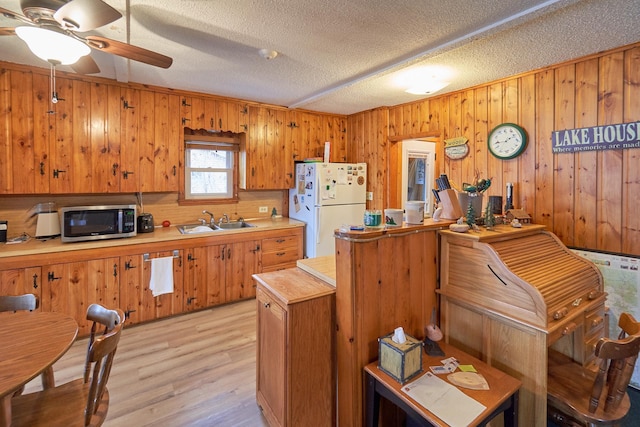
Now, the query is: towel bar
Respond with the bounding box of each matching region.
[143,250,180,262]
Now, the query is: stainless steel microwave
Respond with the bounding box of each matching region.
[60,205,137,243]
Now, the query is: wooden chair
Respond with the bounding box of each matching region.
[10,304,125,427]
[0,294,56,393]
[547,312,640,427]
[0,293,38,312]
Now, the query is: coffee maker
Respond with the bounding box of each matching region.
[29,202,61,239]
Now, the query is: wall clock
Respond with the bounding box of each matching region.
[488,123,527,159]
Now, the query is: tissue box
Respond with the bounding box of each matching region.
[378,333,423,383]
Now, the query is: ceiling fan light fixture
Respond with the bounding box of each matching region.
[15,26,90,65]
[258,48,278,60]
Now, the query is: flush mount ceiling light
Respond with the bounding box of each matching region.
[258,48,278,60]
[15,26,90,65]
[395,65,454,96]
[405,80,450,95]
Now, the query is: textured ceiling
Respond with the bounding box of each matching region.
[1,0,639,115]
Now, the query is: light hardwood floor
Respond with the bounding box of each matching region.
[24,299,270,427]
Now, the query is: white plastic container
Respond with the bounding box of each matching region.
[405,201,424,224]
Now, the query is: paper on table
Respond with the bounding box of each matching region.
[402,372,486,427]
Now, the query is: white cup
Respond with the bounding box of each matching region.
[384,209,403,226]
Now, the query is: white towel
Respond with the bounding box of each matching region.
[149,256,174,297]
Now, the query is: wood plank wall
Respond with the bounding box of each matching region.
[347,43,640,257]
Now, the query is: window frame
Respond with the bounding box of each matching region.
[179,132,240,205]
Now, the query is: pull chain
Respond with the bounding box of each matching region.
[47,60,60,115]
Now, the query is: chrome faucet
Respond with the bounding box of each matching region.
[202,210,215,227]
[219,214,230,224]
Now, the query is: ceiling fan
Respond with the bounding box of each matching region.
[0,0,173,74]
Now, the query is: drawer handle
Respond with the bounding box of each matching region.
[276,252,285,257]
[562,322,577,336]
[276,239,285,243]
[263,302,270,308]
[591,316,604,328]
[553,307,569,320]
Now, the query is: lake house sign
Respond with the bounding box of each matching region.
[552,121,640,154]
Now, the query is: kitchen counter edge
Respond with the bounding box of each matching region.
[0,217,305,260]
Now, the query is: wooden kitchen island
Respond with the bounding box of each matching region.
[334,220,450,427]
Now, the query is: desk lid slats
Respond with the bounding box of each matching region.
[439,225,604,330]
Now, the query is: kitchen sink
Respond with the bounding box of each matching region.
[177,221,255,234]
[214,221,256,230]
[177,224,218,234]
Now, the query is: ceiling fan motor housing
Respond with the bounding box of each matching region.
[20,0,67,24]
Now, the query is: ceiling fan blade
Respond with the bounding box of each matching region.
[71,55,100,74]
[86,35,173,69]
[0,6,32,24]
[0,27,17,36]
[53,0,121,31]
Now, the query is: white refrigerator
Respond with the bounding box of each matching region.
[289,162,367,258]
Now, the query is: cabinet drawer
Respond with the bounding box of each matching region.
[262,250,299,267]
[261,236,301,268]
[262,236,299,252]
[584,305,605,336]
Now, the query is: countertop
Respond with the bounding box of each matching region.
[334,218,453,241]
[296,255,336,287]
[0,217,304,259]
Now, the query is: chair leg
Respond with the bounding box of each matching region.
[41,366,55,389]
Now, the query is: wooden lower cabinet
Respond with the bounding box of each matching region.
[184,245,225,311]
[254,269,336,427]
[0,267,42,308]
[225,240,261,301]
[119,249,184,325]
[334,226,440,427]
[42,258,120,336]
[0,226,303,335]
[184,240,260,311]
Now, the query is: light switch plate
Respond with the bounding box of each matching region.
[366,192,373,201]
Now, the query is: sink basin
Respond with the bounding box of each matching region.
[214,221,256,230]
[177,224,218,234]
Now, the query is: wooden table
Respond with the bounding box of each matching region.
[364,341,521,427]
[0,311,78,427]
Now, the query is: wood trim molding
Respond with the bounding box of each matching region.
[388,130,440,142]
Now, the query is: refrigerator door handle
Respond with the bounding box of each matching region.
[314,213,321,251]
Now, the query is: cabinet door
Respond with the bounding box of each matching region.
[324,115,347,162]
[226,240,261,301]
[184,245,225,311]
[139,90,180,192]
[0,70,49,194]
[244,106,292,189]
[49,77,93,193]
[89,82,121,192]
[42,258,119,336]
[120,250,183,324]
[119,87,141,192]
[0,267,42,307]
[256,288,286,426]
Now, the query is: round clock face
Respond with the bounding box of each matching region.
[488,123,527,159]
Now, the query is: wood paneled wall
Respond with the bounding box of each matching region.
[347,43,640,257]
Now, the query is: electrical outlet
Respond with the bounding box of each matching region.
[366,192,373,201]
[259,206,268,213]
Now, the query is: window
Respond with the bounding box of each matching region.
[183,138,239,201]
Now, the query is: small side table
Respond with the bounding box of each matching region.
[364,341,521,427]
